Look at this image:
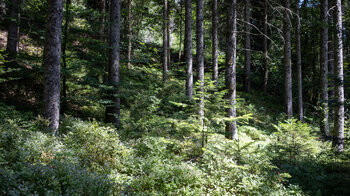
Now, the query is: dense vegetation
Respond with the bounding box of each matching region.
[0,0,349,195]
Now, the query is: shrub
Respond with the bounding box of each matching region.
[269,119,320,164]
[0,161,116,195]
[61,117,130,173]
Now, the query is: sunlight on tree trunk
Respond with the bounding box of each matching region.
[225,0,237,140]
[185,0,193,99]
[43,0,63,135]
[105,0,121,128]
[283,0,293,118]
[332,0,344,152]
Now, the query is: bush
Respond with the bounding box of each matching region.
[0,162,116,195]
[269,119,320,164]
[61,117,130,173]
[197,134,304,195]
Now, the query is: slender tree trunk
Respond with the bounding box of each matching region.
[329,20,335,101]
[43,0,63,135]
[225,0,237,140]
[105,0,121,128]
[263,0,268,93]
[244,0,251,92]
[6,0,20,55]
[178,0,183,62]
[61,0,71,114]
[167,0,171,69]
[212,0,218,87]
[328,0,334,99]
[99,0,106,39]
[127,0,132,69]
[99,0,108,85]
[185,0,193,99]
[320,0,329,137]
[283,0,293,118]
[103,0,110,84]
[332,0,344,152]
[163,0,168,82]
[196,0,204,127]
[296,0,303,122]
[311,34,318,106]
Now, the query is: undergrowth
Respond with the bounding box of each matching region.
[0,67,349,195]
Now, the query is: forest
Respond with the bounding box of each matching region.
[0,0,349,195]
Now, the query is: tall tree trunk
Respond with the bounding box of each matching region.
[329,38,335,98]
[127,0,132,69]
[105,0,121,128]
[263,0,268,93]
[283,0,293,118]
[178,0,183,62]
[99,0,106,39]
[225,0,237,140]
[244,0,251,92]
[311,33,318,106]
[43,0,63,135]
[332,0,344,152]
[61,0,71,114]
[294,0,303,122]
[163,0,168,82]
[185,0,193,99]
[100,0,108,85]
[103,0,110,84]
[167,0,171,69]
[196,0,204,127]
[328,7,335,102]
[6,0,20,55]
[296,0,303,122]
[212,0,218,87]
[320,0,329,137]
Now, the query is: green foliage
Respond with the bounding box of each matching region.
[0,104,123,195]
[198,134,303,195]
[61,117,130,173]
[0,102,307,195]
[1,0,349,194]
[269,119,319,164]
[0,162,115,195]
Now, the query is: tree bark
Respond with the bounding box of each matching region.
[105,0,121,128]
[263,0,268,93]
[283,0,293,118]
[332,0,344,152]
[178,0,183,62]
[328,12,335,102]
[127,0,132,69]
[225,0,237,140]
[99,0,106,39]
[6,0,20,55]
[185,0,193,99]
[244,0,251,92]
[61,0,71,114]
[163,0,168,82]
[212,0,218,87]
[167,0,171,69]
[320,0,329,136]
[329,38,334,98]
[296,0,303,122]
[196,0,204,127]
[103,0,110,84]
[43,0,63,135]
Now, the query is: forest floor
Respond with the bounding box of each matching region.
[1,65,350,195]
